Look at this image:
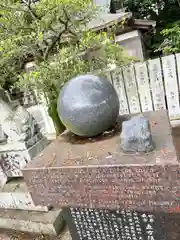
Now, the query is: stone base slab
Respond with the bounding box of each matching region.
[0,178,49,211]
[0,208,65,236]
[0,133,43,152]
[0,137,49,178]
[0,227,71,240]
[0,192,49,211]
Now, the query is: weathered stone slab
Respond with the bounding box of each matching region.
[120,114,154,152]
[0,179,49,211]
[0,228,71,240]
[0,137,49,177]
[24,164,180,213]
[0,208,65,236]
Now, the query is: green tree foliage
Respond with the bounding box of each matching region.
[0,0,96,88]
[18,32,134,101]
[124,0,180,56]
[155,21,180,54]
[0,0,133,94]
[0,0,134,134]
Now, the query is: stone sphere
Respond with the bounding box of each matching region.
[57,74,119,137]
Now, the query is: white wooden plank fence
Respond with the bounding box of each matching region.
[103,53,180,126]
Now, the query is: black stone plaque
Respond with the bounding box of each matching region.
[63,208,167,240]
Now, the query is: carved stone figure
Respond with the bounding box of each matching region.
[0,98,42,145]
[120,114,154,152]
[0,97,48,178]
[57,74,119,137]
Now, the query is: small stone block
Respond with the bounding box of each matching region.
[0,178,49,211]
[0,137,49,177]
[0,208,65,236]
[120,114,154,152]
[0,150,30,177]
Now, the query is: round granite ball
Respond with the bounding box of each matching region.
[57,74,119,137]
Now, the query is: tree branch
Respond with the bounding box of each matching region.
[22,0,41,20]
[43,6,87,60]
[58,9,79,39]
[44,30,66,60]
[58,17,66,25]
[63,7,71,22]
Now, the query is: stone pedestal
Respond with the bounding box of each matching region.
[23,110,180,240]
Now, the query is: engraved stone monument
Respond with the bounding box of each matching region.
[23,109,180,240]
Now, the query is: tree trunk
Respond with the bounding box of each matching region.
[48,99,66,136]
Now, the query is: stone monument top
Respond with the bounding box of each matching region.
[25,110,176,168]
[23,110,179,213]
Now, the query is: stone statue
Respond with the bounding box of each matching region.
[0,98,42,144]
[57,74,119,137]
[120,115,154,152]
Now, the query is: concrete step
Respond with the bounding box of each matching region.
[0,208,65,236]
[0,227,71,240]
[0,178,49,211]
